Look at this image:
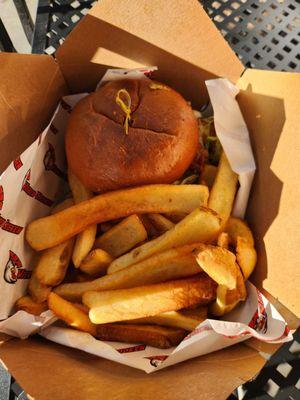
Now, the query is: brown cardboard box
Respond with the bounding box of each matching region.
[0,1,299,398]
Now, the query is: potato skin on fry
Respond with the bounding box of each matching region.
[96,324,187,349]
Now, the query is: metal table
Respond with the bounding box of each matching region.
[0,1,299,399]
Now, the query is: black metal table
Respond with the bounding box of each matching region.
[0,1,299,399]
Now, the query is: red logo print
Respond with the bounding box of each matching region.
[117,344,146,354]
[248,290,268,334]
[0,186,3,210]
[43,143,67,181]
[49,123,59,134]
[60,99,72,113]
[21,169,54,207]
[3,251,31,284]
[13,156,23,170]
[145,355,168,367]
[0,215,23,235]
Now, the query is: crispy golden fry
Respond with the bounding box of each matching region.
[108,207,221,274]
[79,249,114,276]
[28,274,51,303]
[26,184,209,251]
[83,275,216,324]
[200,164,217,189]
[164,212,187,223]
[147,214,175,233]
[48,292,96,335]
[35,238,75,286]
[236,237,257,280]
[15,295,47,316]
[69,171,97,267]
[96,324,187,349]
[208,152,238,226]
[210,265,247,316]
[127,307,207,331]
[217,232,229,249]
[94,215,147,257]
[225,217,254,247]
[195,246,238,290]
[54,244,203,302]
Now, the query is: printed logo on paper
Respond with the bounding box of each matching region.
[145,355,168,367]
[13,156,23,170]
[49,123,59,134]
[3,251,31,284]
[43,143,67,181]
[60,99,72,113]
[21,169,54,207]
[117,344,146,354]
[248,290,268,334]
[0,186,3,210]
[0,215,23,235]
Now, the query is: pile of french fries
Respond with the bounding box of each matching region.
[16,151,257,349]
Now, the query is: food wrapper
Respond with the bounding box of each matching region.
[0,68,292,373]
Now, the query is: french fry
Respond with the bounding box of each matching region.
[200,164,217,189]
[28,274,51,303]
[51,198,74,213]
[79,249,114,276]
[96,324,187,349]
[127,307,207,331]
[100,222,115,233]
[195,246,238,290]
[225,217,254,246]
[26,184,209,251]
[236,237,257,280]
[15,295,47,316]
[48,292,96,335]
[108,207,221,274]
[94,215,147,257]
[69,171,97,267]
[208,152,238,226]
[147,214,175,233]
[75,273,94,282]
[164,212,187,223]
[54,244,204,302]
[217,232,229,249]
[83,275,216,324]
[139,214,159,238]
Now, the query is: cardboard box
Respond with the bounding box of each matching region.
[0,0,299,398]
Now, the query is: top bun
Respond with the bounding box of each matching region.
[66,79,199,193]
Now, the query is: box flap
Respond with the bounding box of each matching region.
[0,53,67,174]
[0,337,264,400]
[56,0,243,106]
[237,69,300,317]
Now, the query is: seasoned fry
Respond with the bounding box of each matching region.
[26,184,209,251]
[217,232,229,249]
[96,324,187,349]
[55,244,203,302]
[208,152,238,226]
[195,246,238,290]
[48,292,96,335]
[127,307,207,331]
[94,215,147,257]
[79,249,114,276]
[200,164,217,188]
[147,214,175,233]
[225,217,254,246]
[69,171,97,267]
[108,207,221,274]
[15,295,47,316]
[83,275,216,324]
[236,237,257,280]
[28,274,51,303]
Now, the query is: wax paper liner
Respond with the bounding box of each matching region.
[0,68,292,373]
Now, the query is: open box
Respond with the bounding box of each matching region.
[0,0,299,399]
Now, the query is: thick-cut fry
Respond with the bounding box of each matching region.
[83,275,216,324]
[108,207,221,274]
[79,249,114,276]
[208,152,238,226]
[217,232,229,249]
[195,246,238,290]
[200,164,217,189]
[55,244,204,302]
[236,237,257,280]
[69,171,97,267]
[26,184,209,251]
[48,292,96,335]
[147,214,175,233]
[96,324,187,349]
[94,215,147,257]
[225,217,254,247]
[28,274,51,303]
[15,295,47,316]
[35,238,75,286]
[127,307,207,331]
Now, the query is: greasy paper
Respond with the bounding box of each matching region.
[0,69,291,373]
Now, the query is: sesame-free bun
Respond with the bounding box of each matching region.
[66,79,199,193]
